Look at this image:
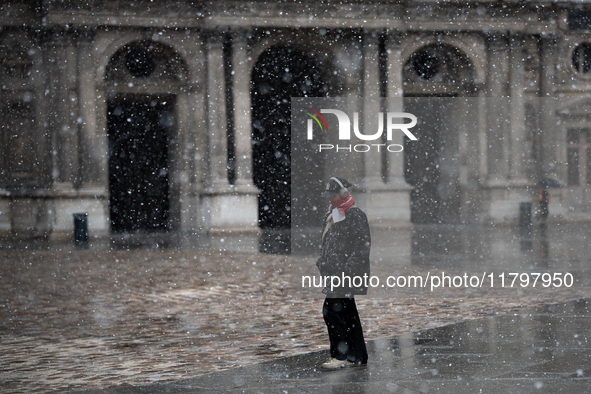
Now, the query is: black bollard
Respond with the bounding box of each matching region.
[73,213,89,249]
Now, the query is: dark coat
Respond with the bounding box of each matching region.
[316,207,371,297]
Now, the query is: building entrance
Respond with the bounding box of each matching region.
[107,95,174,233]
[403,44,476,224]
[251,46,326,231]
[404,97,458,223]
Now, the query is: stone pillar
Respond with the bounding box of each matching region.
[232,29,258,193]
[229,28,259,229]
[48,37,64,188]
[458,96,484,224]
[73,30,108,236]
[539,36,566,219]
[498,34,535,223]
[483,34,512,222]
[539,36,559,179]
[53,34,79,189]
[485,34,510,184]
[205,32,230,190]
[360,30,412,226]
[47,34,72,240]
[8,32,53,240]
[385,33,411,190]
[483,33,537,223]
[181,35,207,236]
[477,93,488,187]
[508,34,530,185]
[383,31,412,224]
[78,31,103,188]
[362,29,383,187]
[202,30,259,248]
[182,82,204,234]
[333,33,363,180]
[175,88,191,232]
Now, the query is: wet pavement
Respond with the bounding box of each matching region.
[70,299,591,394]
[1,223,591,393]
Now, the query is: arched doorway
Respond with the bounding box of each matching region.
[403,44,477,224]
[105,40,186,234]
[251,45,327,252]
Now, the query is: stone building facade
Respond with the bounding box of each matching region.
[1,1,591,248]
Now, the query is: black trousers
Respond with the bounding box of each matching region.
[322,297,368,364]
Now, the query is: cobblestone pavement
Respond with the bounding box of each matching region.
[1,227,591,393]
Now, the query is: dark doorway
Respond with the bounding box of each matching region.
[108,95,174,233]
[403,44,475,224]
[251,46,326,235]
[404,97,459,224]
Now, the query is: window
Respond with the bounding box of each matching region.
[413,47,440,80]
[572,43,591,75]
[1,42,33,79]
[569,9,591,31]
[567,128,591,186]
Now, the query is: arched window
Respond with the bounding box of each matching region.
[105,40,186,88]
[403,44,476,94]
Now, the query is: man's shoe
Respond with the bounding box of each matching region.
[321,358,354,369]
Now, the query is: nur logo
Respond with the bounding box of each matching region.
[303,108,418,141]
[303,108,418,153]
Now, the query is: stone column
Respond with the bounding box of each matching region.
[47,34,74,240]
[483,33,536,223]
[75,30,108,235]
[539,36,566,218]
[483,34,512,222]
[51,34,78,190]
[539,36,559,180]
[202,30,259,248]
[182,34,207,235]
[493,33,535,224]
[205,32,230,190]
[232,29,258,193]
[48,36,64,187]
[175,86,190,232]
[334,34,363,180]
[485,34,510,184]
[229,28,259,231]
[385,32,412,190]
[383,31,412,224]
[184,78,205,234]
[508,34,530,185]
[360,30,412,226]
[77,31,103,188]
[362,29,383,187]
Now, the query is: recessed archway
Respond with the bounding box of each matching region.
[107,95,174,233]
[104,40,186,234]
[251,45,328,252]
[403,44,477,224]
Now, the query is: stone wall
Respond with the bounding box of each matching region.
[1,1,591,246]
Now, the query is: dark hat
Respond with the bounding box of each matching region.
[321,177,352,199]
